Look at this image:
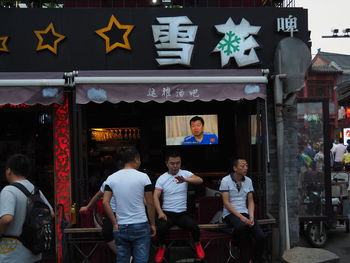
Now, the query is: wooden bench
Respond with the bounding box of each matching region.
[64,215,277,263]
[63,218,276,234]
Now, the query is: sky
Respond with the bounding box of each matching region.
[294,0,350,56]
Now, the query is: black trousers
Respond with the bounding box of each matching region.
[102,216,114,242]
[157,211,200,245]
[224,213,266,263]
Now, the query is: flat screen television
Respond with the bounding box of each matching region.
[165,114,219,146]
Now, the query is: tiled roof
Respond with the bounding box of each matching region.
[311,65,342,73]
[317,51,350,70]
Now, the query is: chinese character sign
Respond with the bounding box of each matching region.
[152,16,198,66]
[145,87,200,100]
[277,15,298,36]
[213,18,261,68]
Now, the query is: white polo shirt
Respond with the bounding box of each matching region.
[219,174,254,218]
[155,169,193,213]
[105,169,152,224]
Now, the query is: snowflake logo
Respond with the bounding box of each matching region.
[217,31,241,55]
[213,18,261,67]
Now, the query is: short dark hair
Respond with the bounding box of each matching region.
[189,116,204,126]
[117,146,140,166]
[5,154,31,178]
[228,156,247,173]
[339,138,344,144]
[231,157,247,169]
[165,151,181,162]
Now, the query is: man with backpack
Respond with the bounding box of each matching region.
[0,154,54,263]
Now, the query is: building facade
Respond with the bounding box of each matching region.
[0,2,310,261]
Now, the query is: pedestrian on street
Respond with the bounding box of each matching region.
[103,146,156,263]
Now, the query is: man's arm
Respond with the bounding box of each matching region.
[103,189,118,230]
[0,215,13,236]
[145,191,156,237]
[80,190,103,213]
[222,192,251,226]
[153,189,166,220]
[247,192,255,226]
[176,174,203,185]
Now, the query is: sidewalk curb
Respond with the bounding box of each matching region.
[281,246,340,263]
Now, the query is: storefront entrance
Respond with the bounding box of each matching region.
[76,97,267,218]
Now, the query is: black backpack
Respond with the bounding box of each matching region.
[11,182,54,255]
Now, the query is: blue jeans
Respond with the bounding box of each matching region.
[113,222,151,263]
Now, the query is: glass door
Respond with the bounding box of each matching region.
[297,98,331,219]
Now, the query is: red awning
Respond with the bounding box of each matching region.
[0,72,65,105]
[75,69,267,104]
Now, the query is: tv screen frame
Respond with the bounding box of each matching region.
[165,114,219,146]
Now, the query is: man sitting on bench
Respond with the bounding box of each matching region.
[153,151,205,263]
[219,157,266,263]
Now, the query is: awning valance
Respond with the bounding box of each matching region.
[75,69,267,104]
[0,72,65,105]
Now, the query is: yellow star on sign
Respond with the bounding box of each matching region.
[0,36,9,52]
[95,15,134,54]
[34,22,66,55]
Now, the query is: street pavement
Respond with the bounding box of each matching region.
[299,225,350,263]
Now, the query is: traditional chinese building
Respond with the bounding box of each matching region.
[0,1,312,262]
[301,50,350,140]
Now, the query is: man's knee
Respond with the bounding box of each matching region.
[157,220,170,234]
[233,223,248,233]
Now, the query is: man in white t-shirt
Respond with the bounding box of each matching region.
[0,154,53,263]
[219,158,265,263]
[153,151,205,263]
[103,147,156,263]
[332,138,347,171]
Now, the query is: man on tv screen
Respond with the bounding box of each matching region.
[182,116,218,145]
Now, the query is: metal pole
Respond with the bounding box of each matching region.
[274,74,291,252]
[0,79,65,86]
[74,76,268,84]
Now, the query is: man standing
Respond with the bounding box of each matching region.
[332,138,347,171]
[219,158,265,263]
[0,154,53,263]
[182,116,218,145]
[103,147,156,263]
[153,151,205,263]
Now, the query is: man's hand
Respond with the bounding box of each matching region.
[150,225,157,237]
[158,212,167,221]
[249,216,255,227]
[240,215,251,226]
[175,176,187,184]
[113,223,119,231]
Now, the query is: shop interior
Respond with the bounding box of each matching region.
[81,98,265,216]
[0,107,55,205]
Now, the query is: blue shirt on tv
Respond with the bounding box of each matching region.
[182,132,218,145]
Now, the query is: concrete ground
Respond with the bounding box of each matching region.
[298,225,350,263]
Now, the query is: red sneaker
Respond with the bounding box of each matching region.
[195,243,205,259]
[155,246,166,263]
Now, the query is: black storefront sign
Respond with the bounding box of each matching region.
[0,8,308,72]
